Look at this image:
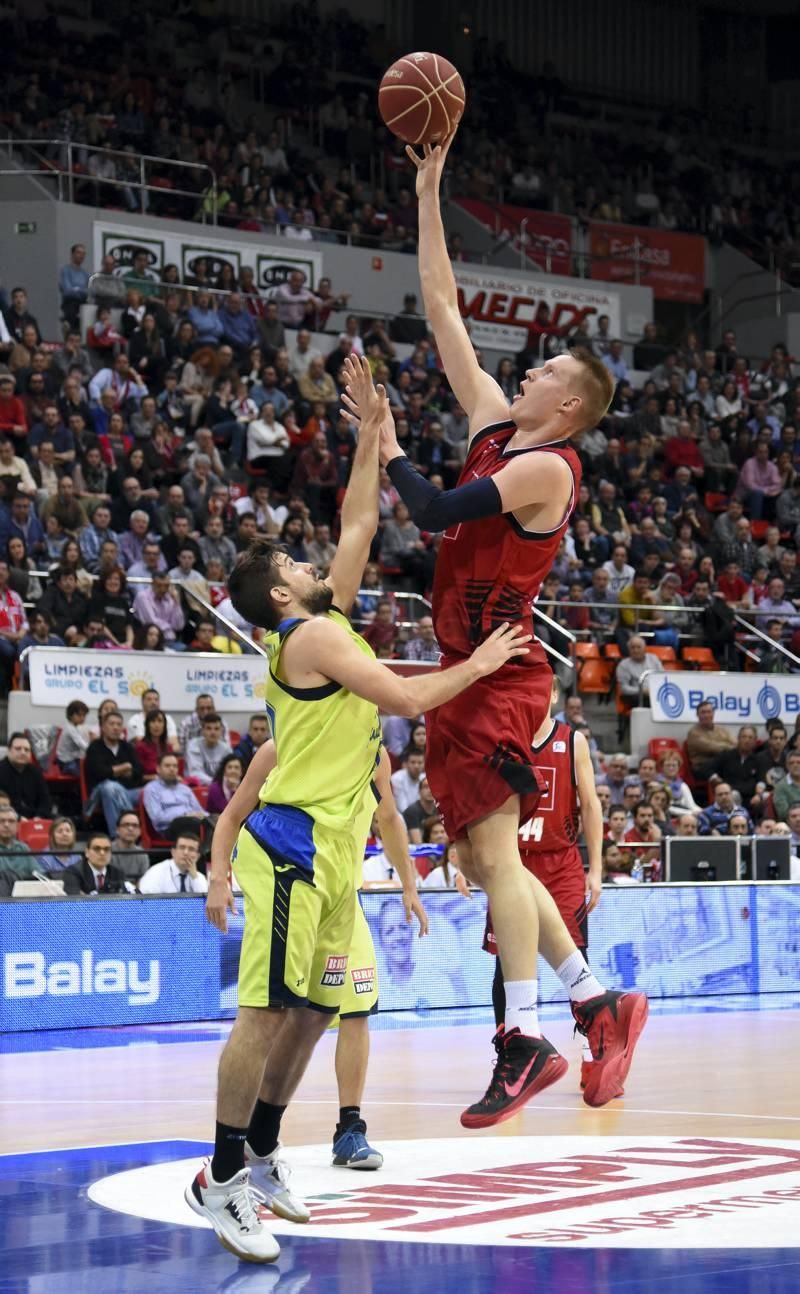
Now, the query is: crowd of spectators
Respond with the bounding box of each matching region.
[2,235,800,688]
[3,4,800,902]
[0,688,277,893]
[4,2,800,280]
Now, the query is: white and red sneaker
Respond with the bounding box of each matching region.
[185,1160,280,1263]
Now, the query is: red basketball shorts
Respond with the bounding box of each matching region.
[483,846,588,953]
[424,651,554,841]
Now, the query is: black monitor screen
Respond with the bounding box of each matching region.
[666,837,740,883]
[747,835,792,881]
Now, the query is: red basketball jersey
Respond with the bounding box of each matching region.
[431,420,582,660]
[518,719,580,856]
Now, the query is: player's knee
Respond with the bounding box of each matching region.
[468,848,508,885]
[289,1005,333,1041]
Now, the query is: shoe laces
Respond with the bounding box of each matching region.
[475,1034,516,1108]
[228,1180,267,1231]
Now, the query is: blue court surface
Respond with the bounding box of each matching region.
[2,1138,800,1294]
[3,1001,800,1294]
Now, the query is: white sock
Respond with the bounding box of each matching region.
[504,979,541,1037]
[556,951,605,1003]
[582,1039,594,1063]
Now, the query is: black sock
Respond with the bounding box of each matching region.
[337,1105,362,1135]
[492,958,506,1030]
[211,1121,248,1183]
[246,1100,286,1158]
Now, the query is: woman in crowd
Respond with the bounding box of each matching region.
[89,568,134,648]
[400,722,427,762]
[6,535,42,601]
[39,817,83,874]
[129,313,168,389]
[420,830,464,889]
[207,754,244,814]
[647,785,676,839]
[134,709,174,781]
[658,749,700,814]
[133,622,166,651]
[57,537,93,596]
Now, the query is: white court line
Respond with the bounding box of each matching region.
[0,1097,798,1122]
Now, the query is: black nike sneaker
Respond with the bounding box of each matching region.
[460,1026,568,1129]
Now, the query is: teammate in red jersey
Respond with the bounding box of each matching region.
[480,681,632,1114]
[344,126,647,1126]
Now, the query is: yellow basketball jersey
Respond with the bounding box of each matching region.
[259,610,381,832]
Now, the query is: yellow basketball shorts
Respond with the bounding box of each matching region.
[329,897,379,1025]
[233,808,357,1014]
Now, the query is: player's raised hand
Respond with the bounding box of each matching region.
[340,354,387,430]
[470,623,531,677]
[405,127,457,199]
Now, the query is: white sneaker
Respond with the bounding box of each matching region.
[185,1161,280,1263]
[245,1141,310,1223]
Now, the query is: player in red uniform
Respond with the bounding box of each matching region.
[344,128,648,1125]
[482,682,629,1110]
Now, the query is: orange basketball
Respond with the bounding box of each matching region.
[378,52,466,146]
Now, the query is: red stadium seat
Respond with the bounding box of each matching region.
[704,492,729,513]
[646,645,681,667]
[192,783,210,810]
[576,655,616,695]
[18,818,53,852]
[648,738,687,777]
[138,799,173,850]
[40,729,80,795]
[681,646,719,671]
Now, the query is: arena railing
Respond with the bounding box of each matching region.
[2,136,219,225]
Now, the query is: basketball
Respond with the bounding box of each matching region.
[378,52,466,146]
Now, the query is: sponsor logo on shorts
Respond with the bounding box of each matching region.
[351,967,375,995]
[321,955,348,988]
[90,1136,800,1249]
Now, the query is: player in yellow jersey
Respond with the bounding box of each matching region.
[206,738,426,1221]
[186,356,531,1264]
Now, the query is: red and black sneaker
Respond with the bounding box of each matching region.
[460,1026,568,1129]
[572,991,648,1108]
[580,1059,624,1099]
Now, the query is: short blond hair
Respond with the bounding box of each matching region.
[570,346,615,432]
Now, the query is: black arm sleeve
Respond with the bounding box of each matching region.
[386,455,502,532]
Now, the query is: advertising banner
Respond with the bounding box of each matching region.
[589,221,706,303]
[456,199,573,277]
[93,221,324,291]
[651,672,800,724]
[453,263,621,353]
[3,885,798,1032]
[27,647,267,712]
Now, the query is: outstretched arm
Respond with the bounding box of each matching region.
[409,134,509,434]
[374,747,428,936]
[206,738,278,932]
[323,355,382,615]
[377,430,573,532]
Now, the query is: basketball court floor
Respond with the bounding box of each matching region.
[2,996,799,1294]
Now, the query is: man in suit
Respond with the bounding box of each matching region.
[63,833,129,894]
